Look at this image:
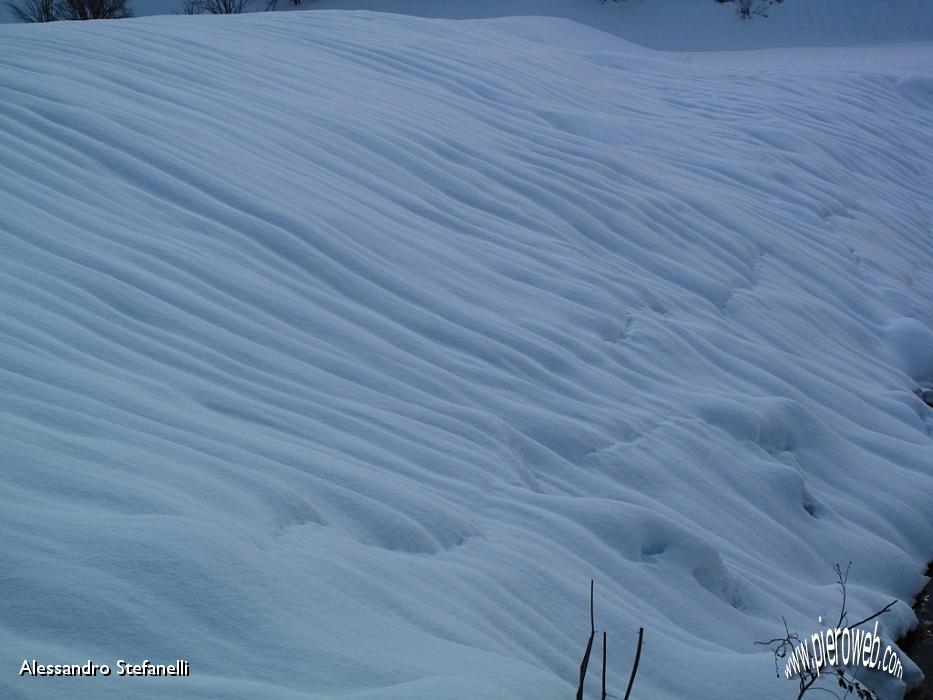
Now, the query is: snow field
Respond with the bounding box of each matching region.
[1,8,932,699]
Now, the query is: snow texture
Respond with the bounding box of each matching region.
[3,0,933,49]
[1,4,932,700]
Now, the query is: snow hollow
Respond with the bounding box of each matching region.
[1,5,932,700]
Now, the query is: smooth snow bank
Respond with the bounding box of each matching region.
[2,0,933,50]
[1,10,932,700]
[310,0,933,50]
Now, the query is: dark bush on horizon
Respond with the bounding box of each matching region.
[715,0,784,19]
[6,0,132,21]
[603,0,784,20]
[182,0,251,13]
[181,0,302,13]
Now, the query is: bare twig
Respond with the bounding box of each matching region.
[576,580,596,700]
[601,631,607,700]
[623,627,643,700]
[846,601,897,631]
[834,562,851,629]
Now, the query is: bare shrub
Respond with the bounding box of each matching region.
[56,0,133,19]
[756,563,898,700]
[8,0,133,20]
[5,0,57,21]
[182,0,252,13]
[716,0,784,19]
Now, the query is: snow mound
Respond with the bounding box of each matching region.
[308,0,933,50]
[1,10,932,700]
[4,0,933,50]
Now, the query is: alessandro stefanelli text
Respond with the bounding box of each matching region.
[20,659,189,678]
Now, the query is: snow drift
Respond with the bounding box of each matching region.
[4,0,933,50]
[1,7,932,700]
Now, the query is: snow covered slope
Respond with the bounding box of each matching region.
[3,0,933,50]
[309,0,933,50]
[1,9,932,700]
